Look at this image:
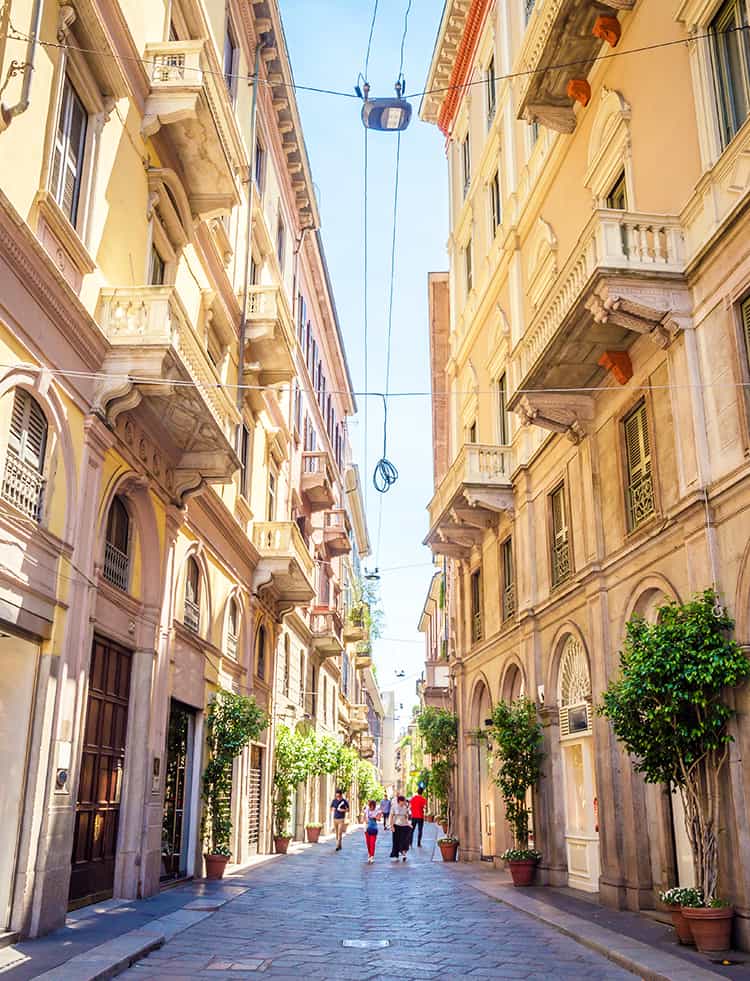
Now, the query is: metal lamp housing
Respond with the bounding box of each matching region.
[361,97,412,132]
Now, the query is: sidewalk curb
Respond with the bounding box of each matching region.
[464,876,725,981]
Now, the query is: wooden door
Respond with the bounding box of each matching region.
[69,638,132,907]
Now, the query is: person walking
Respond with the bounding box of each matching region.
[380,794,391,831]
[390,794,412,861]
[363,799,381,864]
[409,789,428,847]
[330,788,350,851]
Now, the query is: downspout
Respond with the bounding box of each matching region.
[0,0,44,131]
[237,41,262,416]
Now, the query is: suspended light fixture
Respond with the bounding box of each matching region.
[358,80,412,132]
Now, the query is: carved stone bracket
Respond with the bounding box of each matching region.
[516,392,595,444]
[586,283,691,349]
[525,104,576,134]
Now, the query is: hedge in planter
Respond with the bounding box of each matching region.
[600,590,748,912]
[489,697,544,885]
[416,707,458,857]
[202,690,267,876]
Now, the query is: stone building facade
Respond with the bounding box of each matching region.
[421,0,750,947]
[0,0,362,938]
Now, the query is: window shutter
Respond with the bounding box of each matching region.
[9,389,47,471]
[742,297,750,368]
[552,487,567,544]
[624,403,650,485]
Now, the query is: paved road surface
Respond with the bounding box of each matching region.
[122,823,633,980]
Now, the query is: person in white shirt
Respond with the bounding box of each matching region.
[389,795,412,861]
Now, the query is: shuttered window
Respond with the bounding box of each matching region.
[490,169,501,237]
[2,389,48,521]
[550,485,570,587]
[184,558,201,632]
[498,373,508,444]
[501,537,515,621]
[470,568,482,643]
[461,135,471,195]
[741,296,750,369]
[51,76,88,225]
[624,401,654,530]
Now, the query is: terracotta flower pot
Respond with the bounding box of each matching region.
[306,826,321,843]
[438,840,458,862]
[681,906,734,953]
[274,835,292,854]
[204,853,229,880]
[508,858,538,887]
[669,907,694,945]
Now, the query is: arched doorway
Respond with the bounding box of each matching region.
[558,637,600,892]
[473,682,495,860]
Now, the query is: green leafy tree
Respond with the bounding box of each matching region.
[490,698,544,854]
[599,590,749,900]
[202,690,267,856]
[416,707,458,836]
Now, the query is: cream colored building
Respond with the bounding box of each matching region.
[0,0,360,938]
[422,0,750,946]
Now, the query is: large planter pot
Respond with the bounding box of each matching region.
[204,853,229,880]
[306,826,321,844]
[682,906,734,953]
[438,840,458,862]
[508,859,538,887]
[274,835,292,854]
[669,907,695,945]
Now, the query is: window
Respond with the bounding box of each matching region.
[490,168,502,238]
[485,56,496,123]
[250,255,258,285]
[470,569,483,643]
[550,485,570,588]
[710,0,750,148]
[299,650,305,706]
[501,537,515,621]
[276,213,286,267]
[283,635,290,697]
[103,496,130,590]
[239,423,251,498]
[498,374,509,444]
[2,389,48,521]
[741,295,750,370]
[51,75,88,225]
[184,557,201,632]
[254,140,265,191]
[256,625,266,680]
[148,244,165,286]
[323,675,328,723]
[227,597,239,658]
[293,384,302,435]
[524,0,536,24]
[606,170,628,210]
[623,401,654,531]
[529,119,539,150]
[461,135,471,195]
[310,664,317,716]
[223,19,239,100]
[467,420,477,444]
[267,468,277,521]
[297,295,307,343]
[464,238,473,294]
[331,684,336,727]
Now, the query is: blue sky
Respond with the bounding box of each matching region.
[280,0,447,728]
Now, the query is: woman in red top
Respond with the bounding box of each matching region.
[409,792,427,847]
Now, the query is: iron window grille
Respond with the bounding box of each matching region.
[103,497,130,591]
[470,569,483,643]
[624,401,655,531]
[501,538,515,621]
[550,485,571,588]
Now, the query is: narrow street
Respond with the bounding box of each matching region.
[120,824,631,981]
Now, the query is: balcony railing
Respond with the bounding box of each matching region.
[148,40,203,86]
[627,472,655,531]
[427,443,512,531]
[471,611,483,644]
[184,597,200,633]
[252,521,316,605]
[103,542,130,592]
[502,581,516,622]
[551,537,571,589]
[1,453,45,522]
[226,631,238,660]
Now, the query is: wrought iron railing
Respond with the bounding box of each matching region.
[226,631,238,660]
[471,611,483,644]
[551,537,571,588]
[103,542,130,591]
[627,472,655,531]
[1,453,45,522]
[502,581,516,621]
[184,597,200,633]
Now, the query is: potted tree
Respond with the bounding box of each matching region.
[600,590,749,953]
[490,697,544,886]
[416,707,458,861]
[272,726,309,854]
[202,690,267,879]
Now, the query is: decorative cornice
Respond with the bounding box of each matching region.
[436,0,492,137]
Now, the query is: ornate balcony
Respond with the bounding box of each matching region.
[354,642,372,671]
[349,704,369,732]
[424,443,513,559]
[343,603,368,643]
[518,0,634,133]
[1,453,45,522]
[243,286,296,387]
[359,734,375,760]
[142,39,244,218]
[252,521,315,607]
[95,286,239,500]
[310,607,344,658]
[301,451,335,512]
[323,508,351,558]
[423,659,451,709]
[509,209,689,443]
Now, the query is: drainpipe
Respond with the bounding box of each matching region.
[0,0,44,131]
[237,41,262,416]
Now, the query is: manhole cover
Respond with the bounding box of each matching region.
[342,939,390,949]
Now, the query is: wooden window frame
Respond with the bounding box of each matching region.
[549,483,571,589]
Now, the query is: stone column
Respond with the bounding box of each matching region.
[537,705,567,886]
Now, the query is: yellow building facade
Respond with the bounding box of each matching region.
[422,0,750,945]
[0,0,364,937]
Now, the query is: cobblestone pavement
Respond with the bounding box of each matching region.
[121,824,633,980]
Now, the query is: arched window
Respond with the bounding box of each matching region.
[184,557,201,633]
[2,388,48,521]
[103,495,130,590]
[256,625,266,680]
[558,637,592,737]
[227,597,239,658]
